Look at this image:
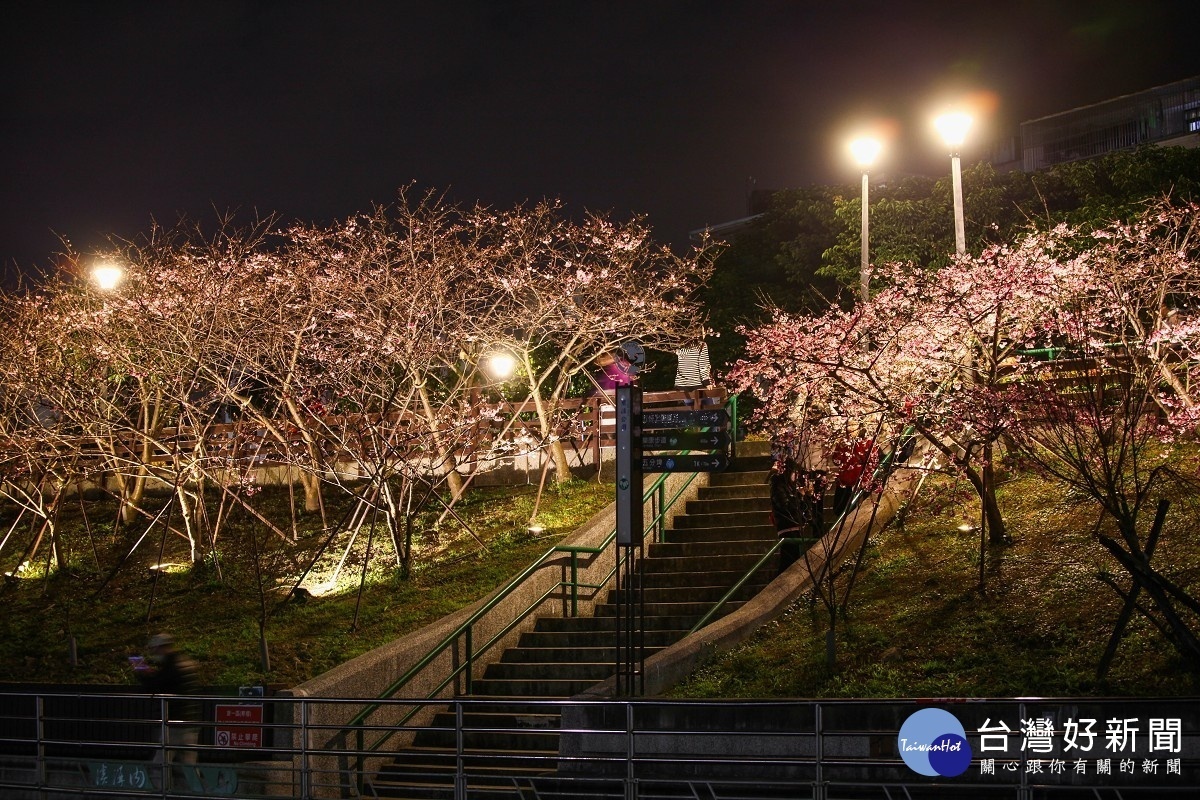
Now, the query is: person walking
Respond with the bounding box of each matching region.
[673,335,712,407]
[133,633,202,782]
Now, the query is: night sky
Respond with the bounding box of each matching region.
[3,0,1199,276]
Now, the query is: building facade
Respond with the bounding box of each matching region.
[1018,75,1200,172]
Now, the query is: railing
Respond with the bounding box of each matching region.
[1,388,731,475]
[342,466,702,774]
[2,692,1195,799]
[338,391,736,778]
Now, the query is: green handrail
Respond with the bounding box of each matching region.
[687,420,905,635]
[345,392,738,787]
[346,462,703,772]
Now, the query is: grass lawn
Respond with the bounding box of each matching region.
[0,478,614,688]
[4,459,1198,698]
[670,464,1200,698]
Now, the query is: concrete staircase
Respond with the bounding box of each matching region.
[369,441,777,799]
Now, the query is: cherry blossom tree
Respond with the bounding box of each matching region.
[1002,202,1200,669]
[729,229,1089,550]
[732,199,1200,667]
[467,201,718,482]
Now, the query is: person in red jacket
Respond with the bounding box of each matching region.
[832,435,875,517]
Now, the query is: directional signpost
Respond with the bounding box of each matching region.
[640,406,729,474]
[641,453,728,473]
[610,370,732,696]
[642,409,728,429]
[641,431,730,450]
[614,385,643,546]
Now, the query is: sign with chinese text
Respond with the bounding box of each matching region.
[642,409,728,429]
[642,453,728,473]
[214,703,264,748]
[642,431,729,450]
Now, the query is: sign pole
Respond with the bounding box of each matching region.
[614,384,643,695]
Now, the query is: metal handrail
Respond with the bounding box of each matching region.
[341,394,739,782]
[346,470,698,782]
[7,691,1193,800]
[688,422,905,635]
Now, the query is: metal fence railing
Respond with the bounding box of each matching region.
[2,692,1196,799]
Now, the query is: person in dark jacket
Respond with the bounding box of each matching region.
[133,633,201,770]
[770,457,826,574]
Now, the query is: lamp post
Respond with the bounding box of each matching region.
[934,112,972,255]
[848,136,882,303]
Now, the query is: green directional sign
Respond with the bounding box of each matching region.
[642,431,730,450]
[642,409,728,429]
[642,453,728,473]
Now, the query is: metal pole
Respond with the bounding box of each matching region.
[860,170,870,302]
[813,702,825,800]
[35,695,45,797]
[950,152,966,255]
[300,699,311,800]
[625,701,636,800]
[455,701,466,800]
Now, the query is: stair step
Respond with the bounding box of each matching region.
[672,509,773,528]
[697,484,771,501]
[412,725,561,753]
[517,628,682,649]
[483,661,617,681]
[640,552,767,573]
[593,600,743,618]
[657,525,776,545]
[534,614,698,632]
[414,708,565,752]
[684,495,772,514]
[605,584,763,605]
[706,470,770,488]
[499,645,665,663]
[727,452,774,468]
[626,569,772,589]
[375,746,558,774]
[470,677,611,697]
[661,527,775,545]
[648,538,773,558]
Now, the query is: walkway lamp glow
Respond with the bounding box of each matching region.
[934,112,972,255]
[484,350,517,381]
[848,136,882,302]
[91,261,125,291]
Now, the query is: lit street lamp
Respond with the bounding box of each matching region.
[91,260,125,291]
[848,136,882,302]
[483,349,517,381]
[934,112,972,255]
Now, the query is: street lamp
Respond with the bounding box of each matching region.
[483,349,517,381]
[934,112,972,255]
[90,260,125,291]
[848,136,882,303]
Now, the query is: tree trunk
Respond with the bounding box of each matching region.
[119,467,148,526]
[298,470,322,514]
[548,439,572,484]
[981,443,1006,544]
[416,380,465,498]
[962,458,1007,544]
[175,485,200,563]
